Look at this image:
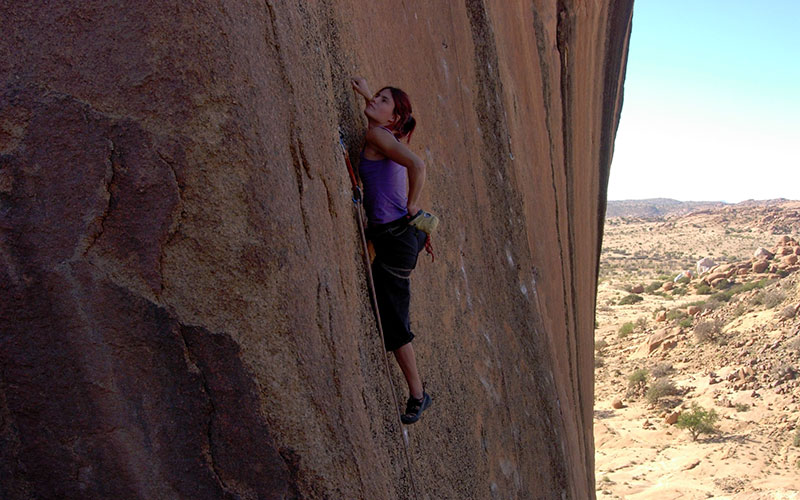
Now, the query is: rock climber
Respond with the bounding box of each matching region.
[350,76,431,424]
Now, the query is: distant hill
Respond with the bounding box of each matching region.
[606,199,727,218]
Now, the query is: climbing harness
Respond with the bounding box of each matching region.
[338,136,420,500]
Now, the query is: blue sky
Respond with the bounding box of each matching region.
[608,0,800,202]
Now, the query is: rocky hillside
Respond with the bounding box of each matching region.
[595,201,800,498]
[0,1,633,499]
[606,198,727,218]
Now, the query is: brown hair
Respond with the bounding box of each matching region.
[380,86,416,143]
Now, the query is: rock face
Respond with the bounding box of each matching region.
[0,1,633,499]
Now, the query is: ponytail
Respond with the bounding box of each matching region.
[380,86,417,143]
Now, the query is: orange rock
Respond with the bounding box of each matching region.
[753,260,769,273]
[631,284,644,294]
[783,254,798,266]
[612,399,624,409]
[665,412,680,425]
[706,272,727,283]
[655,311,667,322]
[633,327,680,357]
[687,306,700,316]
[662,282,674,291]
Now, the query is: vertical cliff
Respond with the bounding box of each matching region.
[0,1,632,498]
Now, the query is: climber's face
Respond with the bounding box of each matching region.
[365,88,398,128]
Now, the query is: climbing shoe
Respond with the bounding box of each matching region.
[400,392,431,424]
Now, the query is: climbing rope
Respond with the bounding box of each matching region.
[338,137,420,500]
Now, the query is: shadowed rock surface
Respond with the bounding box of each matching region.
[0,1,632,498]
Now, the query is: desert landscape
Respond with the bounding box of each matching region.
[595,199,800,499]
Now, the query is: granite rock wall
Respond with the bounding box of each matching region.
[0,1,632,498]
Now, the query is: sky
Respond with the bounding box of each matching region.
[607,0,800,203]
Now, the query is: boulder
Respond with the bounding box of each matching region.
[662,282,674,291]
[631,284,645,294]
[753,260,769,273]
[715,264,735,276]
[779,246,794,256]
[612,399,624,409]
[665,412,680,425]
[655,311,667,322]
[696,257,716,274]
[687,306,701,316]
[706,272,727,283]
[633,327,680,357]
[754,247,775,260]
[783,254,798,266]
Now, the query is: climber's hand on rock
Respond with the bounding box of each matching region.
[351,77,371,99]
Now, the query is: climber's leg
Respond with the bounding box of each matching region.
[393,342,423,399]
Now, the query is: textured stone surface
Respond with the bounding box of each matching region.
[1,1,633,498]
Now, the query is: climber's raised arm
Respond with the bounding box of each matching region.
[350,77,372,105]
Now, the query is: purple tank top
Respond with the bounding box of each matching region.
[359,131,408,224]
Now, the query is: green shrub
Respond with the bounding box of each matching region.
[794,429,800,447]
[618,322,634,337]
[679,317,694,328]
[646,379,679,405]
[695,283,712,295]
[618,294,644,305]
[711,279,769,302]
[666,309,688,322]
[672,286,688,296]
[645,281,662,294]
[595,339,609,352]
[676,403,719,441]
[627,369,648,387]
[735,403,750,412]
[635,317,648,330]
[713,278,731,290]
[676,276,690,285]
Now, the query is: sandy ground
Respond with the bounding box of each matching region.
[595,202,800,499]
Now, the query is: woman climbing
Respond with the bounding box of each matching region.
[350,76,431,424]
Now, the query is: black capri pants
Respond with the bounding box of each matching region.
[368,218,428,351]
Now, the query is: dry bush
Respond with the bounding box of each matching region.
[650,362,673,378]
[754,289,786,308]
[645,378,679,406]
[694,319,723,343]
[780,305,797,319]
